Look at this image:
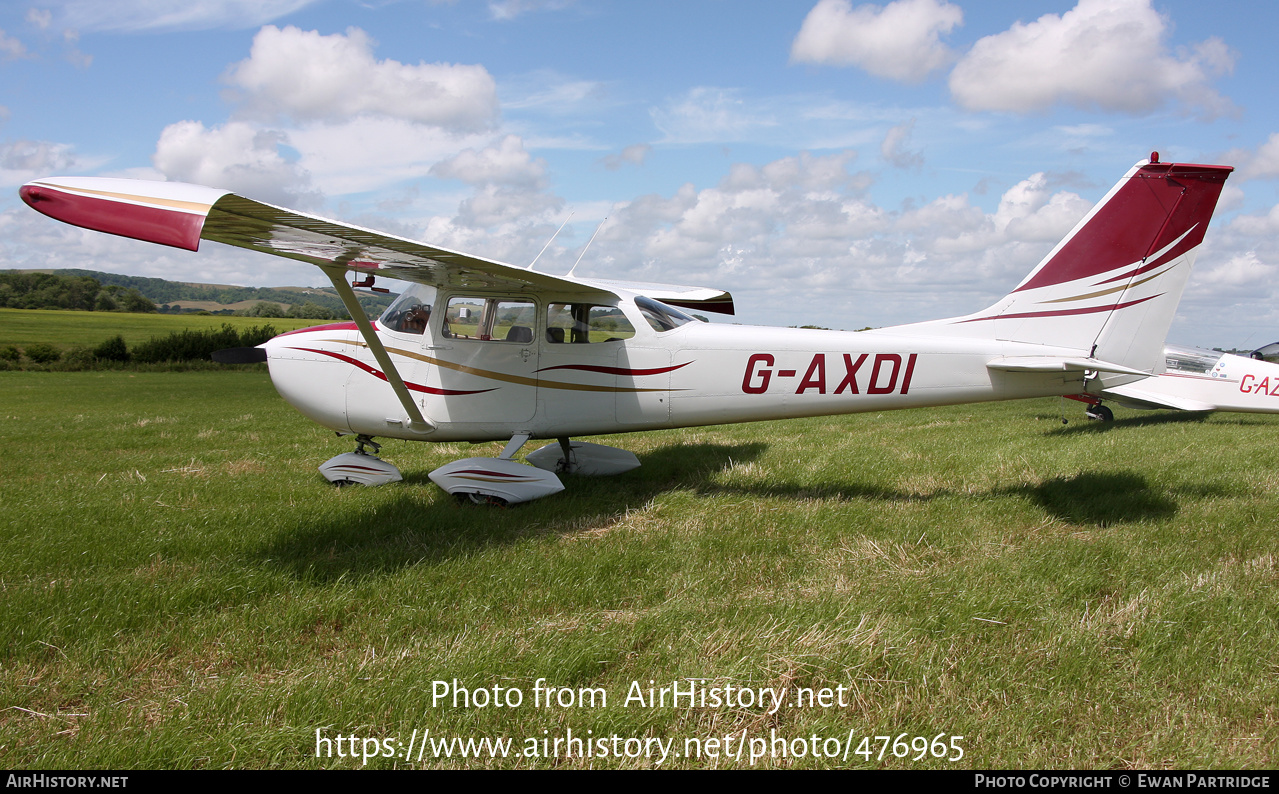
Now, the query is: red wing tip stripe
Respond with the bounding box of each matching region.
[329,465,393,473]
[535,362,693,376]
[289,347,496,395]
[956,294,1161,324]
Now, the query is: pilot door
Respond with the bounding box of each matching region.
[419,296,540,424]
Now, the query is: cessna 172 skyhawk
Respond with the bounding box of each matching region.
[20,153,1232,504]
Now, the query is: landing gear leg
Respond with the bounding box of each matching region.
[1085,404,1114,422]
[554,437,574,473]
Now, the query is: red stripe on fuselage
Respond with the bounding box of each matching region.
[535,362,692,377]
[288,347,496,396]
[957,294,1161,324]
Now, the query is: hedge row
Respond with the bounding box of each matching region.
[0,324,278,371]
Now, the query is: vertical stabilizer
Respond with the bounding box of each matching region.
[912,157,1232,373]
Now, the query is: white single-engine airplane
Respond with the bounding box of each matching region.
[1068,342,1279,421]
[20,153,1232,504]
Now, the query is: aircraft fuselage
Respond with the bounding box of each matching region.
[263,294,1088,444]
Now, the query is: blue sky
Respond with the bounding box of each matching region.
[2,0,1278,348]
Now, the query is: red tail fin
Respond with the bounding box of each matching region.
[923,157,1232,373]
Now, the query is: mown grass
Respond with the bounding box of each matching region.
[1,370,1276,769]
[0,308,320,351]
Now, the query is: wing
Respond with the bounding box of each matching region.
[20,176,733,312]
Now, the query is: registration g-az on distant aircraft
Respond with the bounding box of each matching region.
[20,153,1232,504]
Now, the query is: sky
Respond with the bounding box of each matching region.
[1,0,1278,348]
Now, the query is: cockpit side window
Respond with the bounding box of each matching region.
[546,303,637,343]
[441,296,536,342]
[1164,345,1224,374]
[634,296,694,333]
[379,284,438,335]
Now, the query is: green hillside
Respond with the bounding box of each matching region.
[9,268,396,318]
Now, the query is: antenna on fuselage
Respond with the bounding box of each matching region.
[567,217,607,277]
[528,211,574,271]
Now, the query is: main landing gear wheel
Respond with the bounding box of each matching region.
[454,492,509,508]
[317,434,405,486]
[1086,404,1114,422]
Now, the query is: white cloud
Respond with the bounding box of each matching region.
[576,158,1101,326]
[1193,251,1278,289]
[651,87,780,144]
[152,120,320,208]
[501,71,612,117]
[602,144,651,171]
[455,184,564,229]
[40,0,320,33]
[285,118,490,196]
[430,135,548,188]
[0,138,99,187]
[790,0,963,82]
[224,26,499,131]
[0,29,28,60]
[949,0,1235,116]
[1225,133,1279,181]
[487,0,575,21]
[880,119,922,169]
[1227,203,1279,237]
[25,9,52,29]
[60,28,91,68]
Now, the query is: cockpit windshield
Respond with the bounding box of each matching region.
[1164,345,1224,374]
[379,284,438,335]
[634,296,695,332]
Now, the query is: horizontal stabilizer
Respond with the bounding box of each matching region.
[986,356,1149,376]
[1101,384,1217,412]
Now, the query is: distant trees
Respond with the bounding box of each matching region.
[0,272,156,313]
[235,300,335,320]
[3,268,395,318]
[239,301,286,318]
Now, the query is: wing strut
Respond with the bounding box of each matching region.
[322,266,434,434]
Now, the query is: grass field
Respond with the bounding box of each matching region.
[1,367,1277,769]
[0,308,321,351]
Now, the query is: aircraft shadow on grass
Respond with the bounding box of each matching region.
[259,442,1210,582]
[1051,410,1279,436]
[1050,411,1212,435]
[258,441,769,581]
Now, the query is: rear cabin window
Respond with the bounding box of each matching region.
[443,297,536,343]
[546,303,637,343]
